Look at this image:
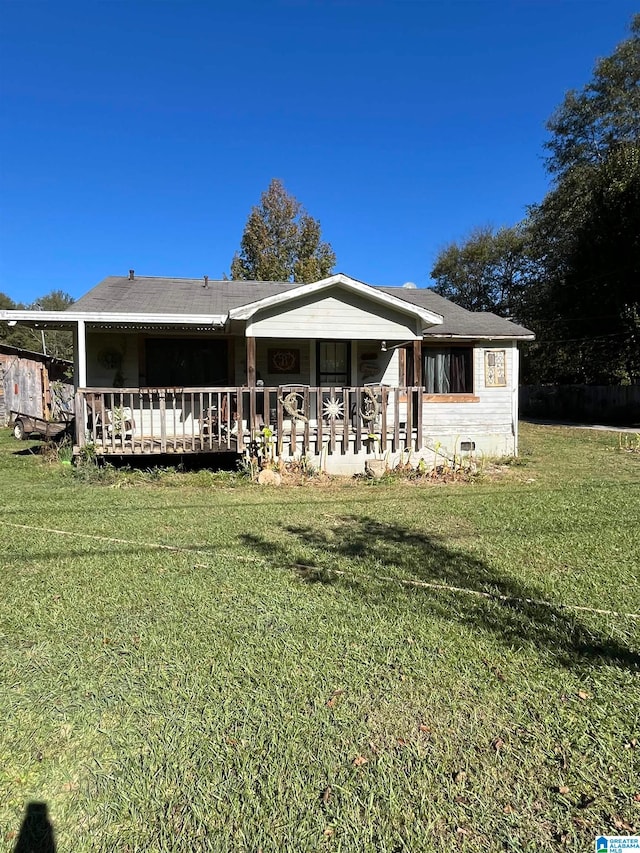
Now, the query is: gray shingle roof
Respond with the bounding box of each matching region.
[70,275,534,339]
[377,286,534,338]
[71,276,293,315]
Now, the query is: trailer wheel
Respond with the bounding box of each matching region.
[13,419,26,441]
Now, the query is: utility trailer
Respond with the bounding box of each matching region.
[10,409,75,442]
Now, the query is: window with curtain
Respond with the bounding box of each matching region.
[423,347,473,393]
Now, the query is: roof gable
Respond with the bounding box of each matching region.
[228,273,443,328]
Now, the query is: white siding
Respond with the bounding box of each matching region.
[420,344,516,457]
[247,288,421,340]
[351,342,398,385]
[86,331,139,387]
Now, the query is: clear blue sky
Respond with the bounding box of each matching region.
[0,0,637,304]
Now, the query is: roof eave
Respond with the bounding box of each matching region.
[423,333,536,341]
[1,310,227,328]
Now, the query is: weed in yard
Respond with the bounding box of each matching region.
[619,432,640,454]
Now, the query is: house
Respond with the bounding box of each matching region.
[0,272,534,472]
[0,343,74,426]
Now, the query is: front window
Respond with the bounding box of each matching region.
[423,347,473,393]
[144,338,228,386]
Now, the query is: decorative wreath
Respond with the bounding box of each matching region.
[97,348,122,370]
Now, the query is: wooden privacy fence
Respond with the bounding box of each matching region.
[74,386,427,456]
[520,385,640,425]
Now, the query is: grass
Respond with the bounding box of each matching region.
[0,424,638,852]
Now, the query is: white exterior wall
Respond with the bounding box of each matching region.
[248,340,400,387]
[419,343,517,459]
[247,289,421,340]
[86,331,140,387]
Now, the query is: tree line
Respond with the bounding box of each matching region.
[431,15,640,385]
[0,291,75,361]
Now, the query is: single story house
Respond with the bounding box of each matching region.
[0,272,534,472]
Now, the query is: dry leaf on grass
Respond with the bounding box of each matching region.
[577,690,591,701]
[557,785,570,795]
[482,658,506,682]
[353,755,368,767]
[453,770,467,784]
[326,689,344,709]
[491,736,505,752]
[611,814,634,832]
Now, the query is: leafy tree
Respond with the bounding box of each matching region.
[31,290,75,360]
[0,292,30,350]
[430,16,640,386]
[545,14,640,177]
[230,179,336,283]
[523,143,640,383]
[522,15,640,383]
[0,290,75,360]
[430,225,530,317]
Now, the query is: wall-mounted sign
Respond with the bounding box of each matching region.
[268,348,300,374]
[485,350,507,387]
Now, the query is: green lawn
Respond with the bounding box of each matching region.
[1,424,639,852]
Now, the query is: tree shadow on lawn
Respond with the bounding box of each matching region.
[241,515,639,673]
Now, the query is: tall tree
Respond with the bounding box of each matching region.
[522,15,640,383]
[430,225,530,317]
[523,143,640,383]
[545,14,640,176]
[230,179,336,283]
[429,16,640,385]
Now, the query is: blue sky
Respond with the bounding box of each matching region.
[0,0,637,304]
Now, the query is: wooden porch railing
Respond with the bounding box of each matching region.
[74,386,426,456]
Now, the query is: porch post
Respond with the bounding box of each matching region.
[74,319,88,448]
[398,347,407,386]
[77,319,87,388]
[246,336,256,386]
[412,340,422,388]
[511,341,520,456]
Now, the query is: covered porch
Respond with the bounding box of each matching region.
[74,384,432,460]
